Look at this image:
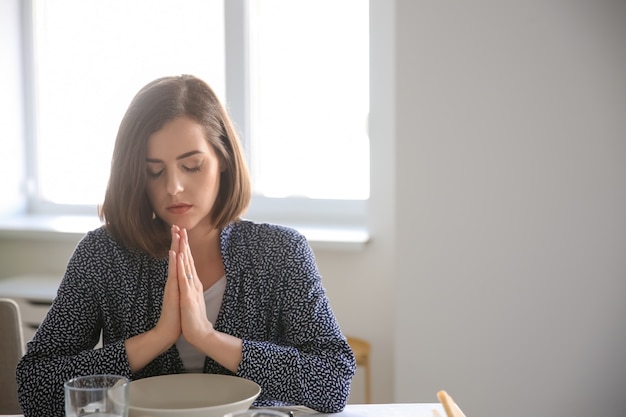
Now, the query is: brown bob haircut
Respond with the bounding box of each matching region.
[99,75,251,258]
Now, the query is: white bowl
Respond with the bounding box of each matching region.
[128,374,261,417]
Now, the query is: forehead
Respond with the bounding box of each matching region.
[146,116,211,157]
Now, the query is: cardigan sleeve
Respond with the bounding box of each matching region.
[230,226,356,413]
[16,232,133,417]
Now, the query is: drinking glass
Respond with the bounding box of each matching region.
[64,374,129,417]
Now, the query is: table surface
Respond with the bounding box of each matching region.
[0,404,446,417]
[267,403,445,417]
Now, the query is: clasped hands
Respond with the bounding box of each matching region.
[156,225,214,350]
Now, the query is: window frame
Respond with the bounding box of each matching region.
[20,0,368,231]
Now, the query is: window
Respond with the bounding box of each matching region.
[30,0,225,208]
[25,0,369,227]
[247,0,369,200]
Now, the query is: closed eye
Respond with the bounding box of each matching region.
[183,165,201,173]
[182,158,204,173]
[147,168,164,178]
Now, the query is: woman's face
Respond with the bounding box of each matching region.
[145,116,222,232]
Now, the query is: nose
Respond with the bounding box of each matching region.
[165,170,184,196]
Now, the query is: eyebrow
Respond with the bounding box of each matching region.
[146,150,203,163]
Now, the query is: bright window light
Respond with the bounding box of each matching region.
[29,0,369,211]
[248,0,370,200]
[32,0,225,206]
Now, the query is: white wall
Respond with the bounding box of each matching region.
[394,2,626,417]
[1,1,625,416]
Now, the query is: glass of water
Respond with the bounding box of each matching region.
[64,374,129,417]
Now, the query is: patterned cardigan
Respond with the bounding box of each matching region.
[16,220,355,417]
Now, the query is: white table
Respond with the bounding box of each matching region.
[1,404,445,417]
[336,404,444,417]
[272,403,445,417]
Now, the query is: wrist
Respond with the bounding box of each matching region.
[151,325,179,350]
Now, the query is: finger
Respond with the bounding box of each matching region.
[163,250,179,305]
[181,229,196,283]
[184,230,194,273]
[165,250,180,297]
[169,249,175,267]
[170,225,181,253]
[166,249,177,283]
[177,252,189,284]
[182,253,193,282]
[178,254,197,296]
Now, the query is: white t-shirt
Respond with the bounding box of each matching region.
[175,275,226,372]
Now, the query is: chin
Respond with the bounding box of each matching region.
[175,218,204,231]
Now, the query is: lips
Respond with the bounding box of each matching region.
[166,203,192,215]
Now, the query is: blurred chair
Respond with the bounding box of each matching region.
[0,298,25,414]
[346,336,371,403]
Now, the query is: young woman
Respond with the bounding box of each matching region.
[16,75,355,417]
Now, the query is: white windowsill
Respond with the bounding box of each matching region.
[0,214,370,251]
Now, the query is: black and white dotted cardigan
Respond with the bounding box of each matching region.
[16,220,355,417]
